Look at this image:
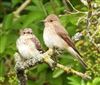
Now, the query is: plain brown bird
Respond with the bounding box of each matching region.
[43,14,87,68]
[16,28,43,60]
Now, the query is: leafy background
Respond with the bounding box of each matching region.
[0,0,100,85]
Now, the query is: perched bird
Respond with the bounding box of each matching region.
[43,14,87,68]
[16,28,55,68]
[16,28,43,60]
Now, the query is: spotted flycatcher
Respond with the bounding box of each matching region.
[16,28,43,60]
[43,14,87,68]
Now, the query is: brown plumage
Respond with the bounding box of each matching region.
[43,14,87,68]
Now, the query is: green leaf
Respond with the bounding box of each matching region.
[67,76,81,85]
[67,23,76,36]
[32,0,41,9]
[37,64,48,73]
[60,15,78,26]
[53,68,64,78]
[44,2,53,14]
[0,35,7,54]
[33,70,47,85]
[26,6,39,11]
[60,15,77,36]
[11,0,22,7]
[32,0,47,16]
[51,77,63,85]
[54,0,62,6]
[0,60,5,76]
[81,79,86,85]
[59,54,74,65]
[0,76,5,82]
[2,14,13,30]
[95,0,100,3]
[87,82,92,85]
[93,77,100,85]
[22,12,44,28]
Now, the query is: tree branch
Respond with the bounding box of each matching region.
[14,49,91,85]
[13,0,31,17]
[63,0,87,14]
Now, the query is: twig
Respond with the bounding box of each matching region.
[63,0,83,12]
[62,0,87,18]
[42,54,91,79]
[13,0,31,17]
[56,64,91,79]
[65,0,79,12]
[76,16,86,26]
[65,10,87,15]
[0,0,31,28]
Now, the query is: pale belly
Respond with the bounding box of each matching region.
[16,38,39,59]
[17,44,31,58]
[43,27,67,49]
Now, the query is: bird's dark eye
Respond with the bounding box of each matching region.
[27,31,32,34]
[50,20,53,22]
[23,32,25,34]
[30,32,32,34]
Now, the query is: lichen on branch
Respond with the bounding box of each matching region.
[14,48,91,85]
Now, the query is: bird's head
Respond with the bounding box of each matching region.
[20,28,33,35]
[44,14,60,23]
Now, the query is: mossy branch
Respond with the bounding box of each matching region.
[14,49,91,85]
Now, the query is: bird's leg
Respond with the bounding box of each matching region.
[52,48,58,62]
[45,48,54,56]
[54,47,63,55]
[52,47,63,62]
[49,47,60,69]
[42,48,57,70]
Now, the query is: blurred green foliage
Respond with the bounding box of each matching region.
[0,0,100,85]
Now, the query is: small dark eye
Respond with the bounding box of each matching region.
[29,32,32,34]
[27,31,32,34]
[23,32,25,34]
[50,20,53,22]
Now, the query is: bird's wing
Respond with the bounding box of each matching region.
[30,35,44,53]
[54,24,87,68]
[54,24,75,49]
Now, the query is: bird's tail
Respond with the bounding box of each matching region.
[67,47,87,69]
